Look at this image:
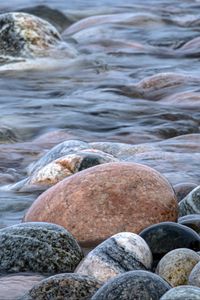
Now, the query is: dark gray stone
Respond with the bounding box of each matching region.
[0,222,83,274]
[160,286,200,300]
[91,270,171,300]
[178,214,200,234]
[19,273,102,300]
[139,222,200,268]
[174,182,198,202]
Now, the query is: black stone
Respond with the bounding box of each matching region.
[178,214,200,234]
[139,222,200,268]
[91,270,171,300]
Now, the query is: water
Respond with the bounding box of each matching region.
[0,0,200,252]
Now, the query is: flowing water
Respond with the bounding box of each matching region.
[0,0,200,254]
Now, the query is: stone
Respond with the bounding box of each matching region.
[139,222,200,266]
[156,248,200,286]
[160,286,200,300]
[173,182,198,202]
[0,13,60,58]
[0,222,83,274]
[27,140,90,175]
[19,273,102,300]
[178,214,200,234]
[188,261,200,287]
[179,186,200,216]
[91,270,171,300]
[23,149,118,188]
[76,232,152,282]
[24,162,178,246]
[0,273,45,300]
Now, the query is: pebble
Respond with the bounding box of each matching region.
[24,162,178,246]
[156,248,200,286]
[27,140,90,175]
[0,222,83,274]
[76,232,153,282]
[178,214,200,234]
[19,273,102,300]
[160,285,200,300]
[91,270,171,300]
[23,149,118,188]
[179,185,200,216]
[188,261,200,287]
[139,222,200,266]
[173,182,198,202]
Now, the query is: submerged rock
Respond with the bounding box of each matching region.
[0,12,77,61]
[76,232,153,282]
[24,162,178,246]
[0,222,83,274]
[19,273,101,300]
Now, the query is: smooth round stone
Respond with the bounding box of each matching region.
[0,222,83,274]
[160,286,200,300]
[0,273,45,300]
[91,270,171,300]
[179,185,200,216]
[76,232,153,282]
[0,12,62,58]
[19,274,101,300]
[174,182,198,202]
[189,261,200,287]
[178,214,200,234]
[139,222,200,264]
[25,149,118,187]
[156,248,200,286]
[27,140,90,175]
[24,162,178,246]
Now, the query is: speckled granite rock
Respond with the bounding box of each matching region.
[156,248,200,286]
[0,222,83,273]
[188,261,200,287]
[19,273,102,300]
[139,222,200,266]
[0,273,45,300]
[28,140,90,175]
[91,270,171,300]
[174,182,198,202]
[24,162,178,246]
[0,12,76,60]
[179,186,200,216]
[178,214,200,234]
[76,232,153,282]
[160,286,200,300]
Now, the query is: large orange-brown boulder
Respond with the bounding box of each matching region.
[24,162,178,247]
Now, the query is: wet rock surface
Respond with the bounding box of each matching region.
[160,285,200,300]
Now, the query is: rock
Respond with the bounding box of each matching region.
[0,273,45,300]
[139,222,200,267]
[0,222,83,274]
[19,273,102,300]
[76,232,152,282]
[173,182,198,202]
[156,248,200,286]
[179,186,200,216]
[27,140,90,175]
[91,270,171,300]
[24,149,118,188]
[188,261,200,287]
[24,162,178,246]
[160,286,200,300]
[178,214,200,234]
